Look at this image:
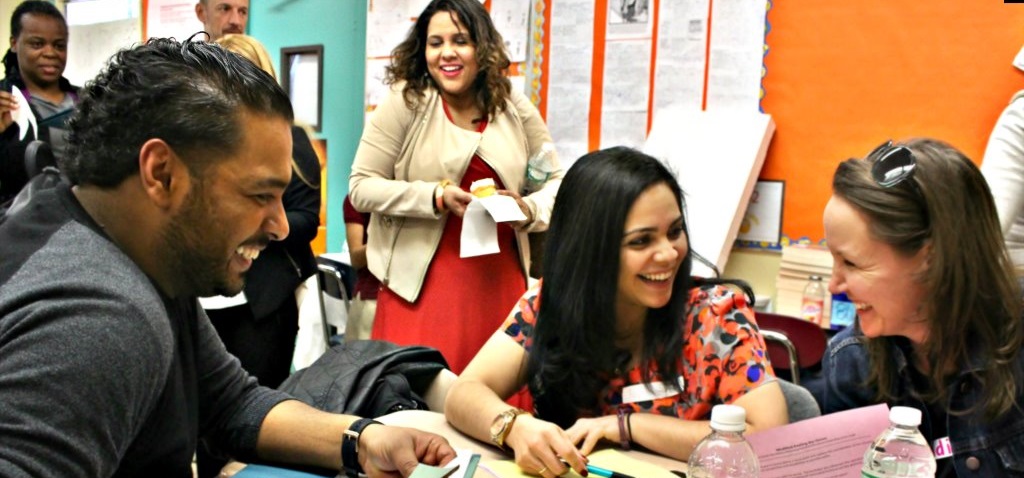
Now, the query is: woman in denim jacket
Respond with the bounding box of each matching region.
[820,138,1024,477]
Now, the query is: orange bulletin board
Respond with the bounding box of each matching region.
[759,2,1024,244]
[525,1,1024,246]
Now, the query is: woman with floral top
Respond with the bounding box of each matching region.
[444,147,787,477]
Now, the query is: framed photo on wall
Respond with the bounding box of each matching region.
[736,180,784,245]
[281,45,324,132]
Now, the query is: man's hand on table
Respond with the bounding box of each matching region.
[360,424,458,477]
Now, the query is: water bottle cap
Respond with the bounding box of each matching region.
[709,404,747,432]
[889,406,922,427]
[809,275,822,281]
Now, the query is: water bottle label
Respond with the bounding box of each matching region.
[933,436,953,459]
[801,299,824,324]
[526,166,551,184]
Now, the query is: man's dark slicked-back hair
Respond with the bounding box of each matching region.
[10,0,66,38]
[61,37,294,187]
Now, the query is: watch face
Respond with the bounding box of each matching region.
[490,413,508,438]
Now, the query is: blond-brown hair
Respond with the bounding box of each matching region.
[833,137,1022,421]
[214,34,321,189]
[215,33,276,80]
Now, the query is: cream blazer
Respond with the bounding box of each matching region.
[981,91,1024,267]
[349,83,563,303]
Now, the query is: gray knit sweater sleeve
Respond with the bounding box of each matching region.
[0,210,291,476]
[193,303,293,459]
[0,221,175,477]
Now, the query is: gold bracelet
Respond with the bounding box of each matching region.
[434,179,452,214]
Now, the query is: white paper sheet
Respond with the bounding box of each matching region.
[143,0,203,41]
[11,87,36,141]
[651,0,709,114]
[65,17,141,87]
[366,0,418,58]
[600,38,651,150]
[706,0,769,111]
[460,196,526,258]
[461,200,500,258]
[478,195,528,223]
[546,0,594,168]
[490,0,531,62]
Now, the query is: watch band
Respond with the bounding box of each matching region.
[341,418,383,477]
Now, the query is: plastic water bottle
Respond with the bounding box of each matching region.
[523,142,556,194]
[800,275,826,325]
[861,406,937,477]
[687,404,760,478]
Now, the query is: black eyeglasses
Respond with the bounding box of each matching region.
[867,140,917,188]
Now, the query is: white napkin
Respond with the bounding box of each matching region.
[460,195,527,258]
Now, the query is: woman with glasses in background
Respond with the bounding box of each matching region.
[821,138,1024,477]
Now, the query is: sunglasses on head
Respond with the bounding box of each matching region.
[867,140,917,188]
[866,140,930,225]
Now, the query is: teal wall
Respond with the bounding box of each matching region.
[250,0,367,253]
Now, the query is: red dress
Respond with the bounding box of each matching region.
[372,113,528,375]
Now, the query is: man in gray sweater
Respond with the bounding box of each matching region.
[0,38,454,477]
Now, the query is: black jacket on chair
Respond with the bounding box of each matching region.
[278,340,449,418]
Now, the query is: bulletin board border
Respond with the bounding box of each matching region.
[528,0,547,108]
[759,0,772,114]
[734,235,827,252]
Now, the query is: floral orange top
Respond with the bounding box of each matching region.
[501,281,775,420]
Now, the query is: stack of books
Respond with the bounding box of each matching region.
[774,244,834,327]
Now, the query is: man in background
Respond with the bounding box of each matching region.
[195,0,248,40]
[0,37,453,477]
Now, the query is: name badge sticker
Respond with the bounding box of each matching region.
[622,377,685,403]
[932,437,953,460]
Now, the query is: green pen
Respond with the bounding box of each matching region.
[586,464,635,478]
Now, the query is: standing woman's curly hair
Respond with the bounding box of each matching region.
[384,0,511,119]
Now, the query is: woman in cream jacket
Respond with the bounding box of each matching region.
[349,0,562,373]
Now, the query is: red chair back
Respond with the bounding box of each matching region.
[755,312,828,371]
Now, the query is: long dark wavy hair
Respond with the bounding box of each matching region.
[526,147,752,427]
[383,0,511,119]
[833,138,1023,421]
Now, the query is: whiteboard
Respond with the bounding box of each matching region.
[644,109,775,277]
[65,18,143,87]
